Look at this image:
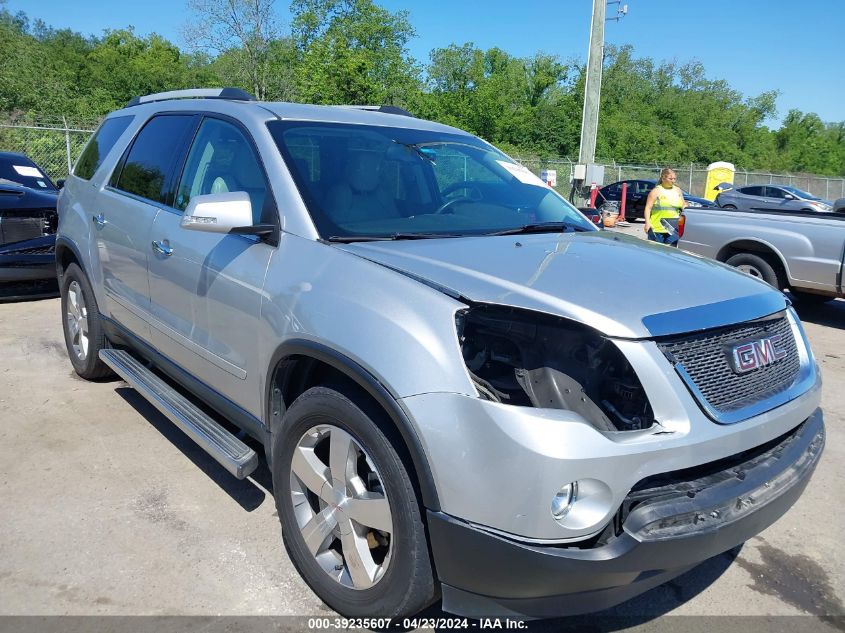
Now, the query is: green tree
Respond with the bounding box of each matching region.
[291,0,420,105]
[82,29,199,114]
[422,44,576,155]
[776,110,844,175]
[184,0,284,100]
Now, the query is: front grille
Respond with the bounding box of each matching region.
[10,244,54,255]
[657,314,801,416]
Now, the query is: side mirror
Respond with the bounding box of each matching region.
[783,193,796,200]
[56,179,65,189]
[180,191,274,236]
[181,191,252,233]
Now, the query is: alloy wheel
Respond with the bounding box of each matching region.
[289,424,393,590]
[736,264,763,279]
[65,280,89,361]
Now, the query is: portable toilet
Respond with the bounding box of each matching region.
[704,162,735,202]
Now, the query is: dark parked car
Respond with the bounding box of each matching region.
[0,152,60,297]
[715,184,833,213]
[597,179,715,219]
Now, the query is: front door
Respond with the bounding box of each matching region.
[147,116,277,417]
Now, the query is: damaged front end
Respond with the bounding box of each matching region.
[456,305,655,432]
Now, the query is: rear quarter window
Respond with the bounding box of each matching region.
[74,116,134,180]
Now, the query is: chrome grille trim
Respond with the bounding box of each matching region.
[658,308,817,424]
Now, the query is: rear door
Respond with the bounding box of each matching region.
[96,114,198,340]
[599,182,620,203]
[147,115,276,414]
[630,181,652,214]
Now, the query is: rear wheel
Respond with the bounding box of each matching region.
[722,204,737,210]
[725,252,785,290]
[60,263,113,379]
[273,386,436,618]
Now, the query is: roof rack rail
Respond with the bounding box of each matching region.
[126,88,256,108]
[336,105,415,118]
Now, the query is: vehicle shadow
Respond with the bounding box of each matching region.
[412,545,741,632]
[114,386,272,512]
[792,298,845,330]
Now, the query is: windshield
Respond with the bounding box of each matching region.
[780,186,820,200]
[267,121,595,239]
[0,156,57,191]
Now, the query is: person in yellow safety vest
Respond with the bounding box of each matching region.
[643,167,687,246]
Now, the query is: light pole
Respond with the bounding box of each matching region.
[577,0,607,169]
[575,1,628,204]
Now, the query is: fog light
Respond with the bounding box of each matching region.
[551,482,578,520]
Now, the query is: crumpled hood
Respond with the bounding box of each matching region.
[338,232,787,339]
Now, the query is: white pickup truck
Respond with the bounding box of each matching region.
[679,199,845,303]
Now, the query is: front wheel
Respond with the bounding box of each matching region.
[721,204,737,210]
[60,263,113,379]
[273,386,436,618]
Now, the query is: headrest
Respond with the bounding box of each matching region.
[346,152,381,193]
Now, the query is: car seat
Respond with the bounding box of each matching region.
[325,151,400,225]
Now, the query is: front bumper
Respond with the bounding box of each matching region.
[430,408,824,618]
[0,235,56,282]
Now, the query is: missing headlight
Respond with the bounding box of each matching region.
[457,305,655,432]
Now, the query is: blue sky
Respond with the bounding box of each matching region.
[6,0,843,126]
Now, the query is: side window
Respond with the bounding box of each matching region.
[175,118,270,224]
[74,115,133,180]
[765,187,787,199]
[740,186,764,197]
[113,115,196,204]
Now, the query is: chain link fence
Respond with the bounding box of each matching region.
[512,156,845,203]
[0,117,98,181]
[1,118,843,202]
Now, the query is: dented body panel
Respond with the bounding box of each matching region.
[338,232,787,338]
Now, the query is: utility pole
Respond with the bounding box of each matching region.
[577,0,606,167]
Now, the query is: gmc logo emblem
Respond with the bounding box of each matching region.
[729,335,788,374]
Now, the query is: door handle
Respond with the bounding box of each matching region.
[92,213,106,228]
[152,240,173,256]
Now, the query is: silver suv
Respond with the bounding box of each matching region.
[57,89,824,619]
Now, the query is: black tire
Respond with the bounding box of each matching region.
[273,386,436,618]
[790,290,834,305]
[60,263,113,380]
[722,204,737,209]
[725,252,785,289]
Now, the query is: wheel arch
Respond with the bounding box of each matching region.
[55,236,85,281]
[716,239,791,283]
[266,339,440,511]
